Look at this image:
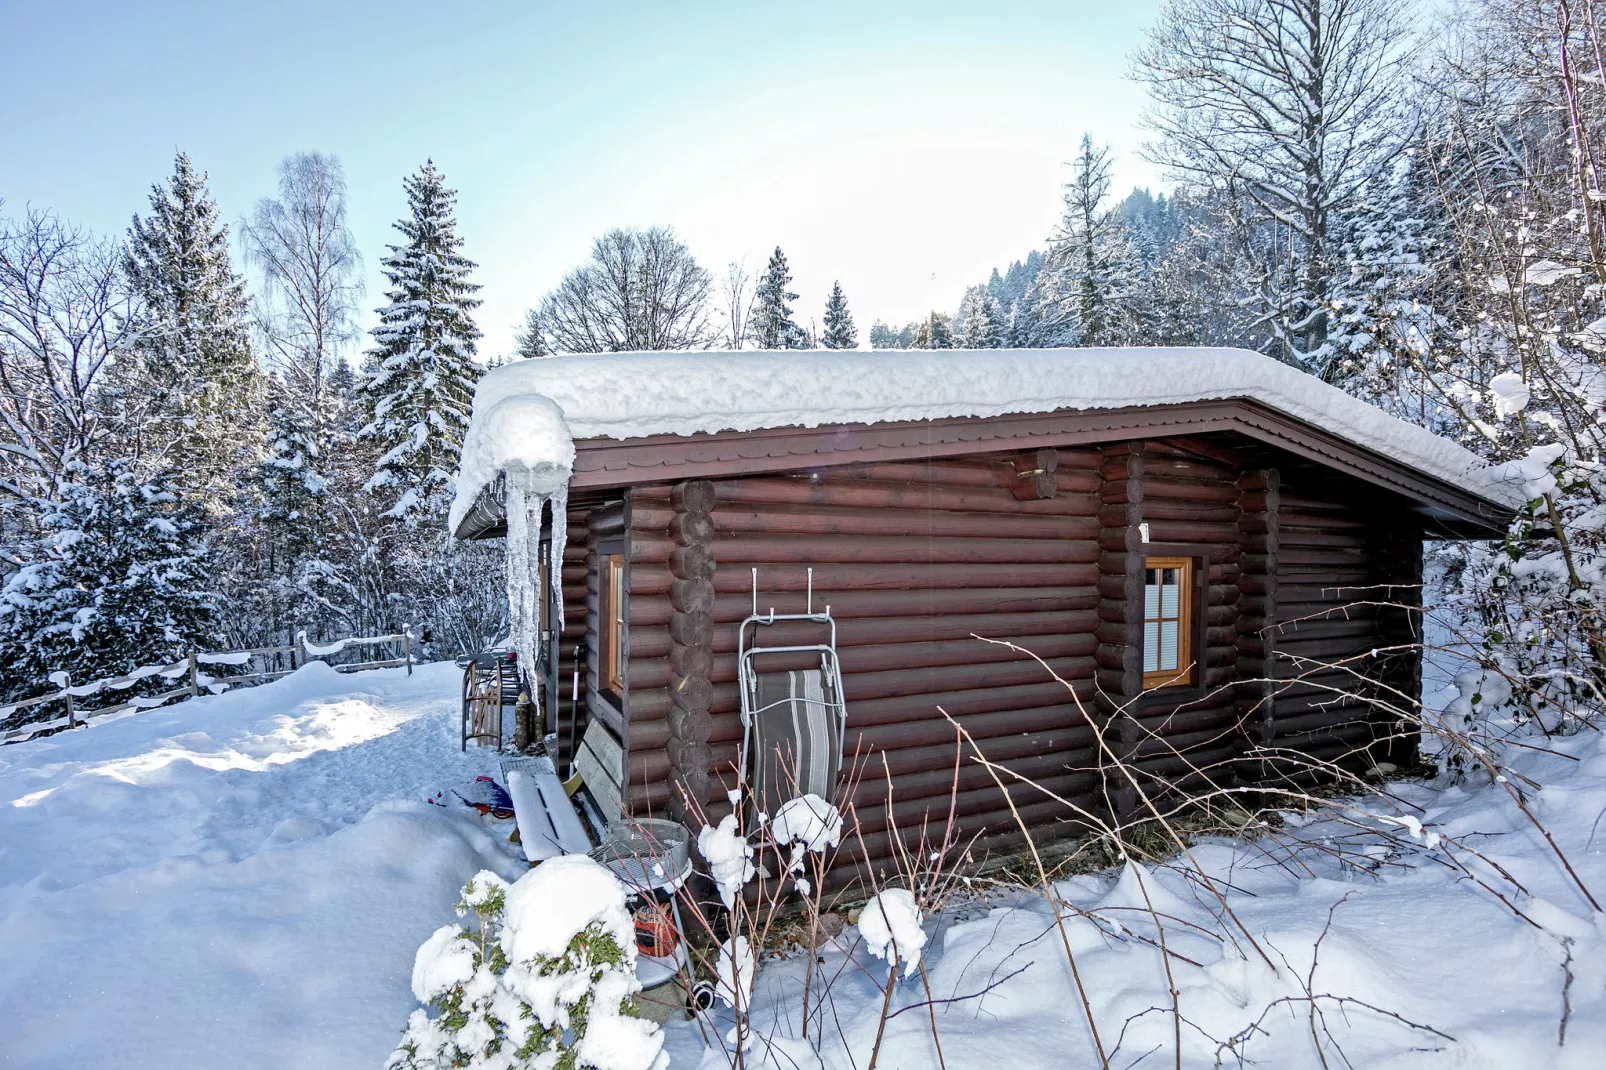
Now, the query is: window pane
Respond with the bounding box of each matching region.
[1160,621,1179,671]
[1160,576,1180,619]
[1144,581,1159,619]
[1144,622,1159,671]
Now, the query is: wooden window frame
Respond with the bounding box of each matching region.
[601,552,627,697]
[1141,554,1200,691]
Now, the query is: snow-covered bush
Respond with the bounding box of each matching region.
[696,813,755,911]
[1448,444,1605,747]
[388,859,667,1070]
[856,889,926,979]
[767,794,842,895]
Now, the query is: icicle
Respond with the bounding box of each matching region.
[504,480,542,725]
[547,477,568,640]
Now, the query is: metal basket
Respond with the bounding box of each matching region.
[588,818,691,892]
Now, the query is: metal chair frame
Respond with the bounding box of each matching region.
[736,568,849,806]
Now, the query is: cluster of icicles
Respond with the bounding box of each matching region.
[503,477,568,723]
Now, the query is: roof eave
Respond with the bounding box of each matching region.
[452,398,1516,541]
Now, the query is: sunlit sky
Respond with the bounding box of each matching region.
[1,0,1168,357]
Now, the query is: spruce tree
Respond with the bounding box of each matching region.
[359,161,483,526]
[122,151,263,509]
[958,288,1005,348]
[913,312,954,349]
[514,309,546,358]
[0,460,222,706]
[1035,135,1141,346]
[751,246,806,349]
[821,281,857,349]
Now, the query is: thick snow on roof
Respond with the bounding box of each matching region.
[450,347,1524,531]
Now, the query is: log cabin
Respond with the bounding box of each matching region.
[449,347,1521,881]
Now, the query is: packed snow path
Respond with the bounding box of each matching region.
[0,662,521,1069]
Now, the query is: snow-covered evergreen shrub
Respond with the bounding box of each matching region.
[389,860,667,1070]
[0,460,222,709]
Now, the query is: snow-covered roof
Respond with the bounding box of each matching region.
[450,347,1525,534]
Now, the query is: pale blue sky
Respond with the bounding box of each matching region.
[1,0,1167,356]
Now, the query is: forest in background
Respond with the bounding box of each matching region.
[2,0,1601,737]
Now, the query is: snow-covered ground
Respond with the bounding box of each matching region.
[2,660,1603,1068]
[0,662,522,1068]
[687,725,1606,1069]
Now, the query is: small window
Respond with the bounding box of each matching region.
[602,553,626,694]
[1142,556,1194,689]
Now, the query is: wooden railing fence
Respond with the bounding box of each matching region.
[0,628,414,745]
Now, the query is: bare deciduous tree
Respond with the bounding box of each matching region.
[538,226,716,352]
[0,206,136,550]
[241,152,363,443]
[1134,0,1412,376]
[719,260,755,349]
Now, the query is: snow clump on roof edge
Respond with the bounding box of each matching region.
[451,347,1526,520]
[449,393,574,535]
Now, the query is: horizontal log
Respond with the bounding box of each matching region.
[1129,721,1244,760]
[856,730,1097,780]
[630,586,1103,627]
[714,476,1103,517]
[1140,476,1241,503]
[1139,499,1243,524]
[709,532,1100,565]
[833,655,1099,704]
[1145,519,1241,544]
[1267,706,1375,737]
[836,458,1029,488]
[1129,742,1244,781]
[711,610,1086,652]
[629,629,1101,690]
[686,503,1105,541]
[1274,637,1382,662]
[1274,618,1381,641]
[844,696,1100,749]
[840,796,1089,863]
[846,755,1102,809]
[1276,589,1384,612]
[725,630,1099,682]
[708,561,1102,594]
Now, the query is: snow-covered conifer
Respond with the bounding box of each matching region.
[958,287,1005,348]
[513,309,546,358]
[358,161,483,526]
[751,246,806,349]
[1034,135,1142,346]
[821,281,857,349]
[913,311,954,349]
[122,151,263,509]
[0,461,221,706]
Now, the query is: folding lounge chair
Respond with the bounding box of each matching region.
[738,569,849,822]
[500,754,592,862]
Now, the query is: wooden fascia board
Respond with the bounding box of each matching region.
[455,398,1513,539]
[568,399,1509,529]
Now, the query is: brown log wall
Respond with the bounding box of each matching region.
[1128,443,1247,801]
[1257,474,1422,783]
[552,439,1425,885]
[697,454,1106,884]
